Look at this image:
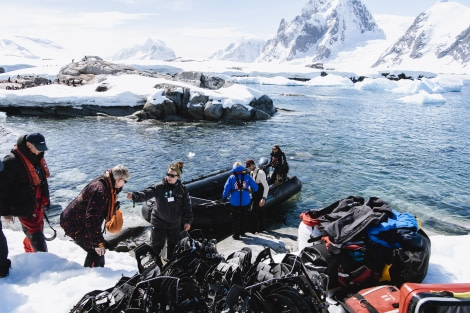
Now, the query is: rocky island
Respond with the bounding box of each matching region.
[0,56,276,122]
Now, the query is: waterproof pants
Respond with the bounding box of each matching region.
[150,226,179,260]
[251,185,266,232]
[84,250,105,268]
[269,164,288,184]
[252,201,266,232]
[231,205,249,237]
[0,221,10,277]
[19,204,47,253]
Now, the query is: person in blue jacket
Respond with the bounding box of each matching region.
[222,162,258,240]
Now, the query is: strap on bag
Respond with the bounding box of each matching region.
[350,293,380,313]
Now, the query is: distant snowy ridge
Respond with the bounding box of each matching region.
[0,35,64,60]
[1,0,470,72]
[209,37,266,62]
[112,38,176,61]
[257,0,384,62]
[373,1,470,69]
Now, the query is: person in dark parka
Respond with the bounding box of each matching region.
[60,165,130,267]
[126,161,192,260]
[0,133,51,257]
[266,144,289,184]
[0,159,10,278]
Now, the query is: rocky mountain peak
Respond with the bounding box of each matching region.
[373,1,470,68]
[258,0,384,62]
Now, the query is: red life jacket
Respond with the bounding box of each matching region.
[12,145,50,187]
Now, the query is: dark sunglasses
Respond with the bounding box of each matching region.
[167,173,178,178]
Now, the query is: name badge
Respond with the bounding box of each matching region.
[167,197,174,202]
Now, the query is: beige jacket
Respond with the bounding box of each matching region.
[250,168,269,198]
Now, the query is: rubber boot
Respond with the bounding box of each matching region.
[0,259,11,278]
[84,251,105,268]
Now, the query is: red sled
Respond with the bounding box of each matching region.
[399,282,470,313]
[343,285,400,313]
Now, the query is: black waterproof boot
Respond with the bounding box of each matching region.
[84,251,105,267]
[0,259,11,278]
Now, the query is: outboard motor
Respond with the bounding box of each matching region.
[258,157,270,177]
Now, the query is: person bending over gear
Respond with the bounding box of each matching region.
[0,133,51,259]
[127,161,192,260]
[60,165,130,267]
[222,162,258,240]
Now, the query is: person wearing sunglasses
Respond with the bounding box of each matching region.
[60,165,130,268]
[126,161,192,261]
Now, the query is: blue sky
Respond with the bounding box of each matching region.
[1,0,470,59]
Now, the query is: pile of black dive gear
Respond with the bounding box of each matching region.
[70,229,329,313]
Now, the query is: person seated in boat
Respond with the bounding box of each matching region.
[126,161,192,261]
[222,162,258,240]
[246,158,269,232]
[264,144,289,184]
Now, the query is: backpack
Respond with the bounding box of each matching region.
[300,197,431,294]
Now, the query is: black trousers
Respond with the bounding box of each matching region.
[0,221,10,276]
[269,164,288,184]
[84,250,105,268]
[150,226,180,260]
[252,200,266,232]
[231,205,249,236]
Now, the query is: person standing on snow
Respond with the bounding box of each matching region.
[0,133,51,259]
[222,162,258,240]
[0,159,11,278]
[126,161,192,261]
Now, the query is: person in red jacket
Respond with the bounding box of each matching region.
[0,133,51,258]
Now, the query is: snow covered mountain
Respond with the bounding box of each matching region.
[373,1,470,69]
[1,0,470,72]
[0,36,65,60]
[112,38,176,61]
[257,0,384,62]
[209,38,266,62]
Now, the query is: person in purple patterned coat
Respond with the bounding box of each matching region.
[60,165,130,267]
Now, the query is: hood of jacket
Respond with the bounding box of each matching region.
[232,165,246,173]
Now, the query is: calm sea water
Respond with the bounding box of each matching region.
[2,79,470,235]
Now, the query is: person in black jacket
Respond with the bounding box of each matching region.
[266,144,289,184]
[0,159,10,278]
[126,161,192,260]
[0,133,51,277]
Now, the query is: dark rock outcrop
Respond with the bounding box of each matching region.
[1,58,277,122]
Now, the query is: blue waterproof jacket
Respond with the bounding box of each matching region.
[222,165,258,207]
[367,209,419,248]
